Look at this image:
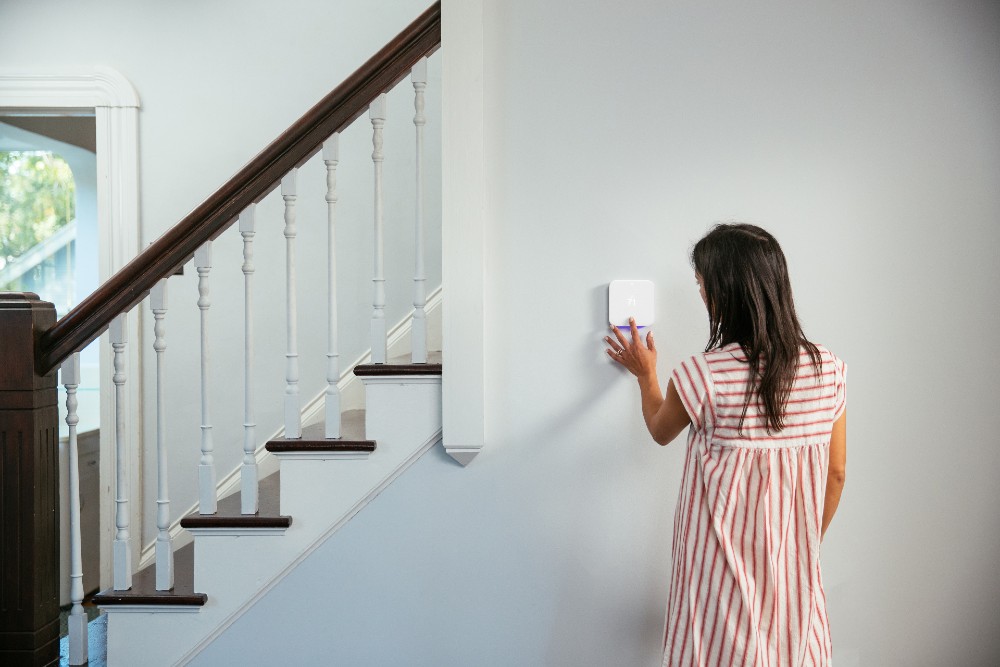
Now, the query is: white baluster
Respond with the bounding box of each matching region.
[62,354,87,665]
[411,59,428,364]
[240,205,259,513]
[370,94,388,363]
[283,170,302,438]
[323,136,342,438]
[195,243,217,514]
[110,314,132,590]
[150,279,174,589]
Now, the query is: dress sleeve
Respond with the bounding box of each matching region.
[670,354,713,431]
[832,355,848,421]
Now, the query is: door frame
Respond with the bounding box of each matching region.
[0,66,142,590]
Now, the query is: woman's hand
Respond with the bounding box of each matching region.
[605,317,657,380]
[606,318,689,446]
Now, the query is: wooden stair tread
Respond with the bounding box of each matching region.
[354,350,442,376]
[92,543,206,607]
[266,409,375,452]
[180,471,290,529]
[93,353,439,611]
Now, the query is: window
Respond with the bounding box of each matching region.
[0,150,77,316]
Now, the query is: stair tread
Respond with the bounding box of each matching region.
[91,353,440,610]
[92,543,206,607]
[354,350,442,376]
[266,409,374,452]
[180,472,289,529]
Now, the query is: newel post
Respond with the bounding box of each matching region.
[0,293,60,666]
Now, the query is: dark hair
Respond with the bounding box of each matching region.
[692,223,820,433]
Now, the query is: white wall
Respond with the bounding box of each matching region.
[194,1,1000,665]
[0,0,442,550]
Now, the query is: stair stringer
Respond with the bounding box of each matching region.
[103,378,442,667]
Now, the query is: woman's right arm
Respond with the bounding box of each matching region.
[606,319,691,446]
[821,409,847,540]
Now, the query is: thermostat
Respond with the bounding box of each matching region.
[609,280,654,328]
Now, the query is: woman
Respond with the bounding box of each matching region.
[605,224,847,666]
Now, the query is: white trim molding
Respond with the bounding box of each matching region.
[98,605,201,615]
[269,451,372,462]
[0,67,140,108]
[360,375,443,387]
[184,527,288,537]
[0,66,142,590]
[442,0,486,465]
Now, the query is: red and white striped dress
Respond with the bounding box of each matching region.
[662,343,847,667]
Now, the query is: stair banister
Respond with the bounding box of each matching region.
[62,353,88,665]
[370,94,389,363]
[35,1,441,375]
[195,242,217,514]
[282,171,302,438]
[240,204,259,513]
[150,279,175,590]
[411,58,429,364]
[324,137,342,439]
[0,6,440,664]
[110,314,133,591]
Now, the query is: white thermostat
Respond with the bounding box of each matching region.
[609,280,655,328]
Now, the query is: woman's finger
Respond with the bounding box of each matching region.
[611,324,629,348]
[605,336,624,356]
[607,348,628,366]
[646,330,655,352]
[629,317,641,344]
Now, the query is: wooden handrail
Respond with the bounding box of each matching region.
[37,2,441,375]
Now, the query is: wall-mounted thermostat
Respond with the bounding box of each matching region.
[609,280,654,328]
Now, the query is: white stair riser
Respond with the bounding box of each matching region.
[279,378,441,528]
[362,377,442,443]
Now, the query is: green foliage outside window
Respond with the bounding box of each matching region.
[0,151,76,271]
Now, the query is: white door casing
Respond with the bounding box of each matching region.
[0,67,142,590]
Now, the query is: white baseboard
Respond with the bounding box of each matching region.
[136,287,442,571]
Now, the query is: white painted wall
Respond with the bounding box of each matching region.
[194,1,1000,666]
[0,0,442,551]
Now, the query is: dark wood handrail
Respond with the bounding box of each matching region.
[36,2,441,375]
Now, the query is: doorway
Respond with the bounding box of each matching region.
[0,114,101,603]
[0,68,142,594]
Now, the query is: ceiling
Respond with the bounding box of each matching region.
[0,115,97,153]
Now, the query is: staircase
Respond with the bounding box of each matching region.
[0,4,446,666]
[94,355,442,665]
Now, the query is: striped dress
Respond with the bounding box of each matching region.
[662,343,847,667]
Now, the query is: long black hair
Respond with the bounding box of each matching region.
[692,223,820,433]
